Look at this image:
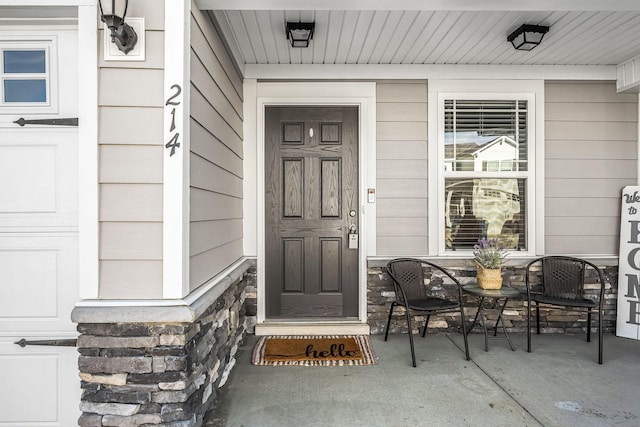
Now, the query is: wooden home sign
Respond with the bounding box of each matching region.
[618,186,640,340]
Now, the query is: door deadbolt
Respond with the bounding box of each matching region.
[349,210,356,217]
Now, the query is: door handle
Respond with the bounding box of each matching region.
[14,338,77,347]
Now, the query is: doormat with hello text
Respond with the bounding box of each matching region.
[251,335,377,366]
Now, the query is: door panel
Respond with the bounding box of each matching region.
[265,106,358,318]
[0,28,79,426]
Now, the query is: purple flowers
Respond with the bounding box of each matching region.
[473,237,507,269]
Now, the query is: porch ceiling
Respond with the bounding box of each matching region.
[197,0,640,70]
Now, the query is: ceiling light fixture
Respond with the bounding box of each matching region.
[507,24,549,51]
[286,22,315,48]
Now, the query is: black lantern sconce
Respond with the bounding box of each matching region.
[286,22,315,48]
[507,24,549,51]
[99,0,138,55]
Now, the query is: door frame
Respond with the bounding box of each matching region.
[251,82,376,325]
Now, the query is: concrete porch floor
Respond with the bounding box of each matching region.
[204,332,640,426]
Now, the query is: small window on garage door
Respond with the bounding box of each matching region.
[0,39,57,112]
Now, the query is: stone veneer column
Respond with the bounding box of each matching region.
[74,263,256,427]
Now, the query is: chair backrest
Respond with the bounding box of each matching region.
[386,258,461,303]
[526,256,605,301]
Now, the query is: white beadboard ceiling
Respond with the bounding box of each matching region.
[197,1,640,69]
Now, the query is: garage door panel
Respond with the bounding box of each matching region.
[0,343,79,426]
[0,130,78,230]
[0,145,56,213]
[0,235,77,332]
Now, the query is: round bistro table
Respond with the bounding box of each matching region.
[463,284,520,352]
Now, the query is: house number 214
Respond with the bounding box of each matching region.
[165,84,182,156]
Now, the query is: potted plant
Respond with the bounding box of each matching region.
[473,237,507,289]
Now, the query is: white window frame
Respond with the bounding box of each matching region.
[0,37,58,114]
[428,80,545,257]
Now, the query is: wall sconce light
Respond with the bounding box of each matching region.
[286,22,315,48]
[99,0,138,55]
[507,24,549,51]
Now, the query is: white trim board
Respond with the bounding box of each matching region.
[250,82,376,326]
[78,3,99,299]
[196,0,640,12]
[244,64,616,81]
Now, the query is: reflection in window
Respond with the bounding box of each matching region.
[444,100,527,172]
[445,178,526,251]
[4,80,46,103]
[1,48,48,104]
[4,50,46,73]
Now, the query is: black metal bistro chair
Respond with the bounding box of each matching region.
[525,256,606,364]
[385,258,470,367]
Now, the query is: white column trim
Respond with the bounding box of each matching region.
[77,3,99,299]
[163,0,191,298]
[242,79,258,257]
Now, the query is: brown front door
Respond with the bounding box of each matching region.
[265,106,359,318]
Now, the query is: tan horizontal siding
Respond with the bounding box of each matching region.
[100,222,163,260]
[192,9,243,100]
[546,159,636,179]
[99,107,163,145]
[190,119,243,178]
[191,153,243,197]
[99,145,163,184]
[545,82,638,103]
[100,184,163,222]
[190,189,243,222]
[377,140,428,160]
[191,87,243,156]
[546,198,620,217]
[377,178,428,198]
[378,218,428,237]
[97,0,166,299]
[99,260,163,299]
[189,7,244,291]
[544,81,638,255]
[99,68,163,107]
[189,239,243,290]
[377,198,428,218]
[191,49,243,135]
[545,178,632,198]
[546,140,636,160]
[545,236,620,256]
[378,159,428,179]
[377,121,428,141]
[377,237,429,256]
[376,81,429,256]
[190,219,243,256]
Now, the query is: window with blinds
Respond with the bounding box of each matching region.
[444,99,528,251]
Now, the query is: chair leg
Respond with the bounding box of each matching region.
[587,308,592,342]
[405,307,417,367]
[384,303,395,342]
[536,302,541,335]
[527,298,532,353]
[421,314,430,338]
[598,306,603,365]
[459,305,470,361]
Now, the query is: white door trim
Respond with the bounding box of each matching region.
[250,82,376,326]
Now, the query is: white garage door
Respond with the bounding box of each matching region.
[0,28,80,426]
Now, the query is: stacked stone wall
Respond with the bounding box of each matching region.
[367,262,619,336]
[76,270,253,427]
